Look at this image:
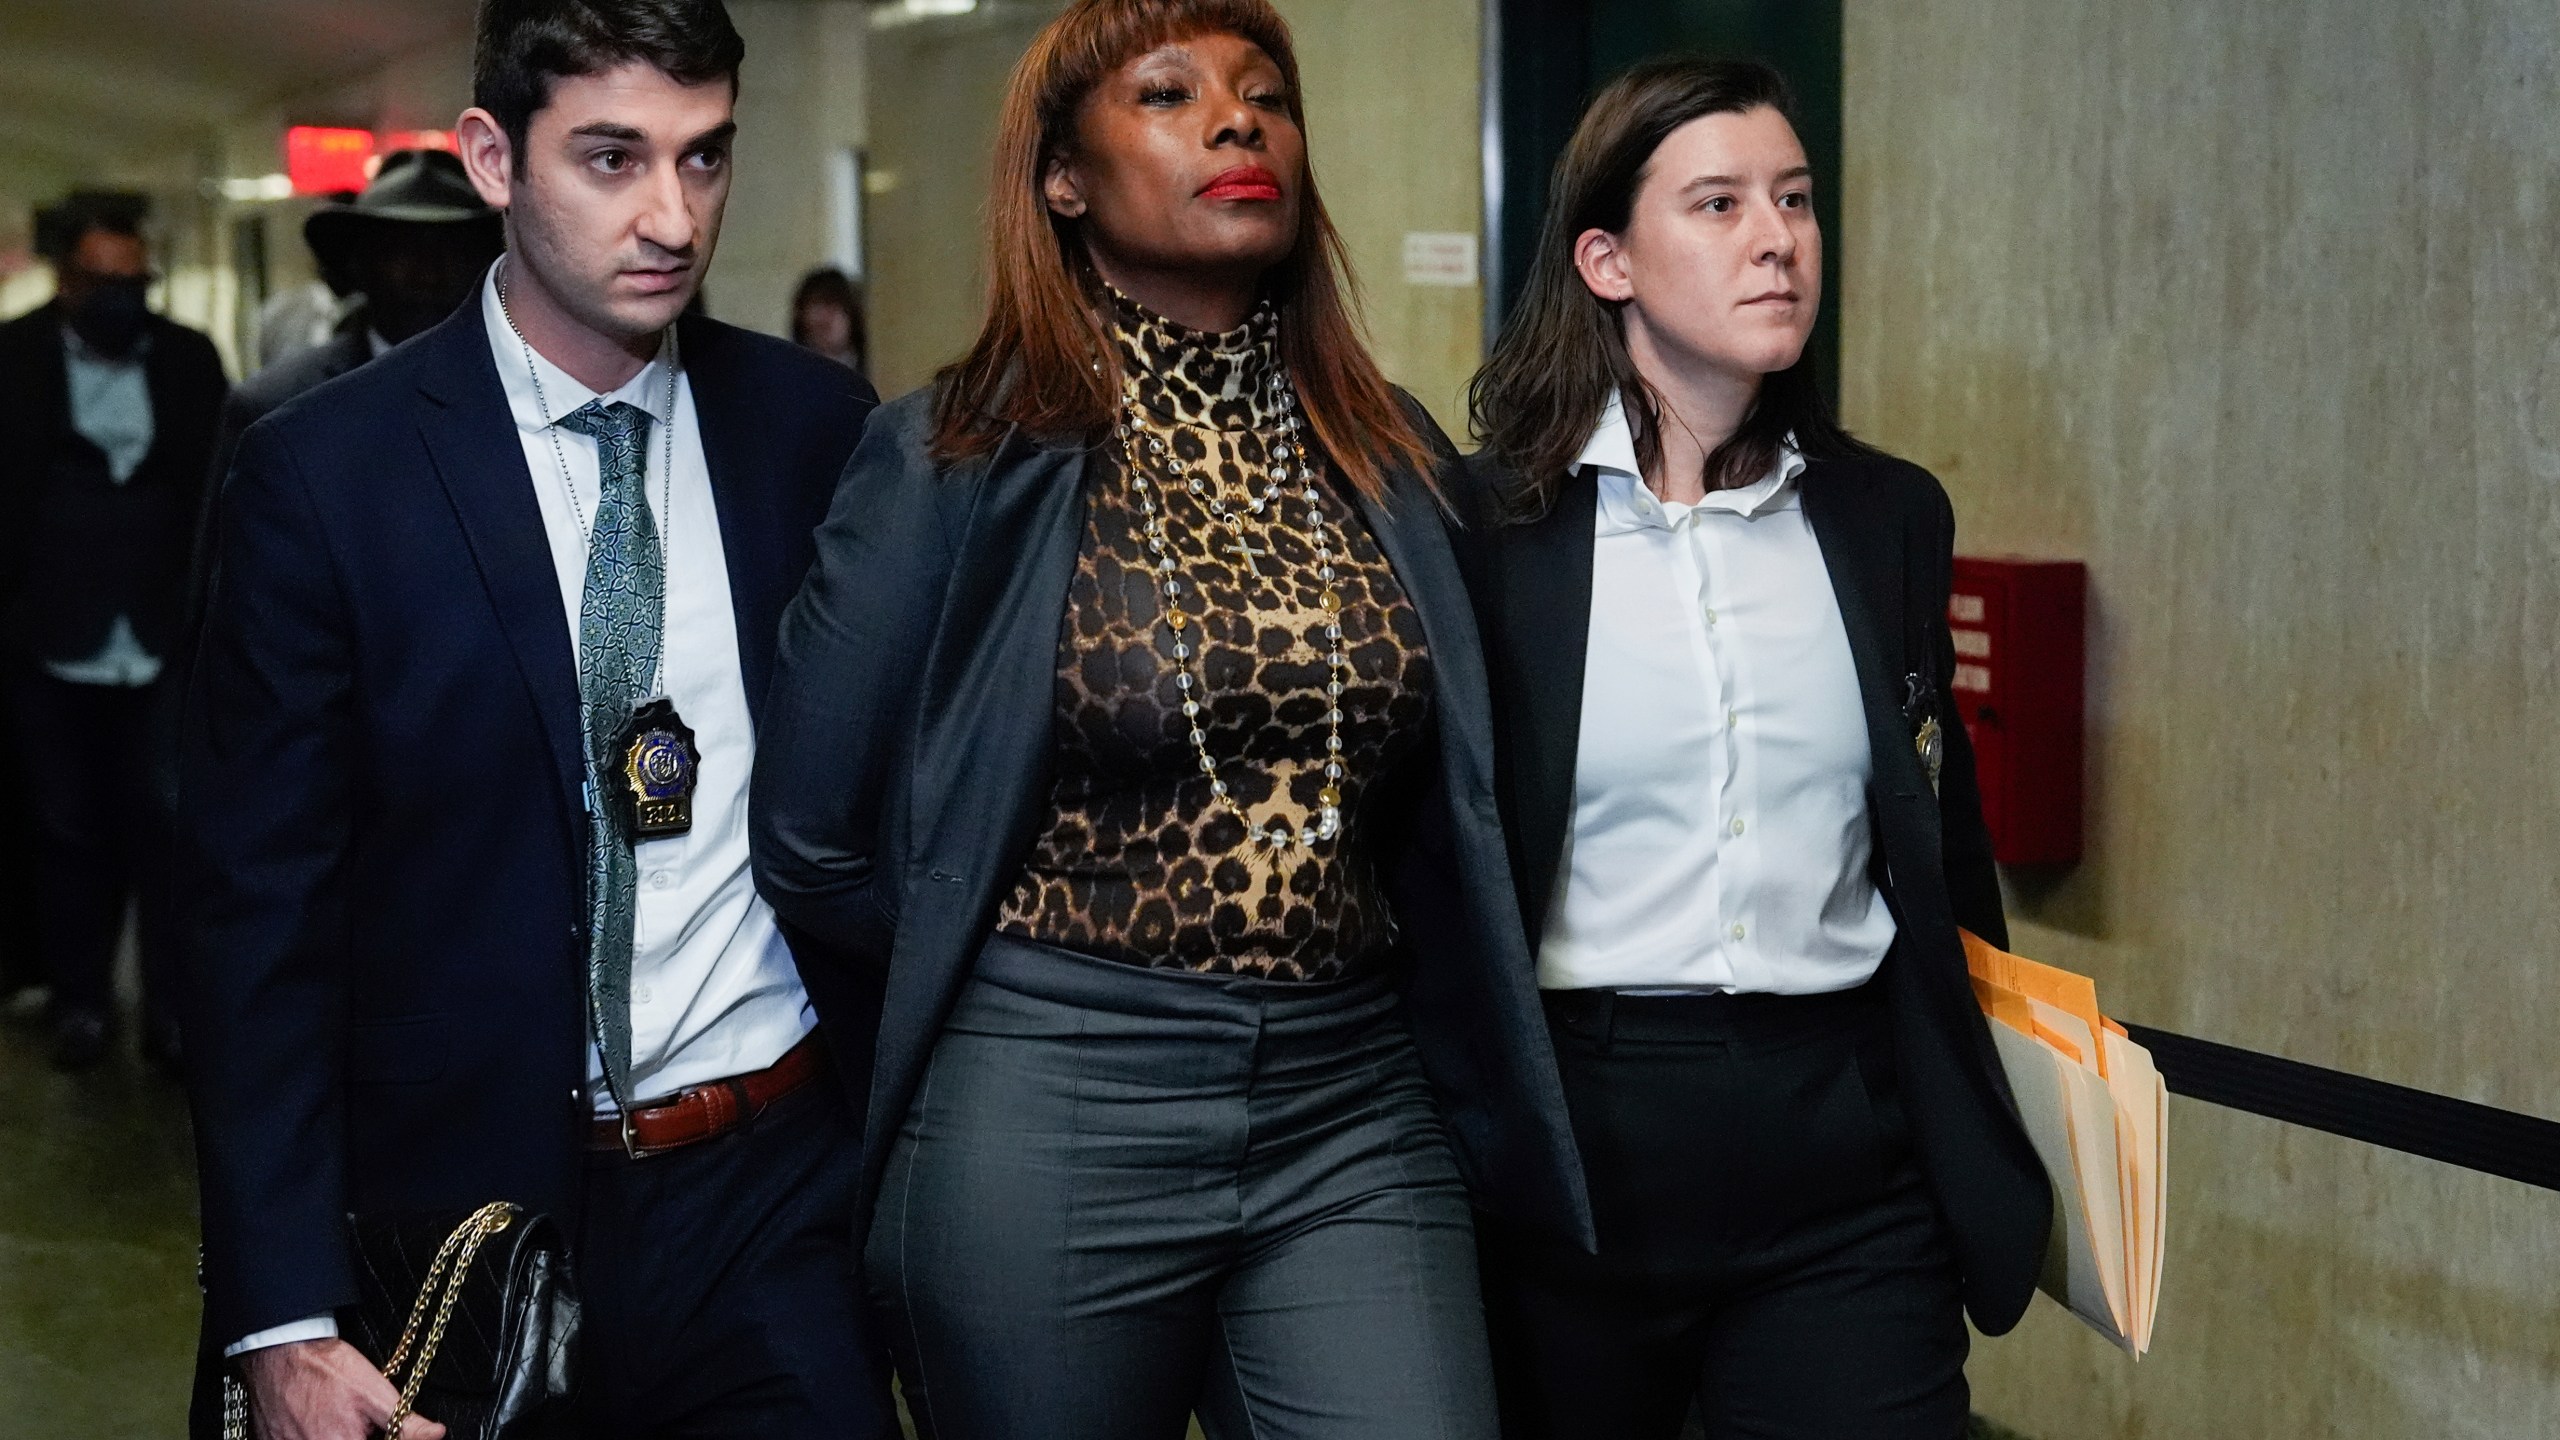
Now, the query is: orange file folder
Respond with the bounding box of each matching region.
[1962,931,2165,1356]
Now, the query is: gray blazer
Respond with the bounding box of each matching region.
[750,387,1597,1251]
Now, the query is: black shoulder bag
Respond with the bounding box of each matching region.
[225,1203,581,1440]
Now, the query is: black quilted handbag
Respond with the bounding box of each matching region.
[225,1203,580,1440]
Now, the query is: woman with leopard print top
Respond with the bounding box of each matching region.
[750,2,1588,1437]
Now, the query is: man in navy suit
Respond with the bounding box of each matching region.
[179,3,889,1436]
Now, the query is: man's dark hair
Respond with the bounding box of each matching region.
[34,191,148,266]
[474,0,746,168]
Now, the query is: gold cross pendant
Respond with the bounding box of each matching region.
[1223,532,1270,576]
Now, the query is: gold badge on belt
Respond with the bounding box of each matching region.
[617,697,700,839]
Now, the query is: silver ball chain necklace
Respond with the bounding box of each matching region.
[1115,308,1350,854]
[497,260,681,693]
[499,262,705,842]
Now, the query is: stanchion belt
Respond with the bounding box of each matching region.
[2121,1023,2560,1193]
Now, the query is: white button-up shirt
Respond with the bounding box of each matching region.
[1535,395,1896,994]
[477,268,814,1110]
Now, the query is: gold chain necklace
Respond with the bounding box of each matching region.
[1117,357,1348,854]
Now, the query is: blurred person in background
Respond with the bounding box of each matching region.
[788,265,865,376]
[200,148,505,552]
[0,192,226,1072]
[252,189,362,373]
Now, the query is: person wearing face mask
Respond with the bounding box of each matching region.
[1459,61,2049,1439]
[0,194,228,1072]
[750,3,1589,1436]
[178,2,891,1436]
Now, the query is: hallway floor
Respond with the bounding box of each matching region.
[0,990,2037,1440]
[0,997,202,1437]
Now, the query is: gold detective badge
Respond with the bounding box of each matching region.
[618,697,699,839]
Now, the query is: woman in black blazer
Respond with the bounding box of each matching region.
[1459,60,2051,1440]
[750,3,1586,1437]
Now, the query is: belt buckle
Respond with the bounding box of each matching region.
[618,1107,645,1161]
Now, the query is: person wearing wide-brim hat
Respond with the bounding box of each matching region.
[195,144,504,614]
[202,148,503,521]
[296,149,505,375]
[161,150,506,936]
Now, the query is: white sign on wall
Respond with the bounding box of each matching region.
[1402,231,1480,288]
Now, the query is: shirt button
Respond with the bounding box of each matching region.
[1731,923,1747,941]
[1726,708,1739,729]
[634,985,654,1006]
[1730,817,1746,836]
[648,872,672,891]
[1705,608,1720,626]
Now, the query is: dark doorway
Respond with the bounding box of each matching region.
[1485,0,1844,400]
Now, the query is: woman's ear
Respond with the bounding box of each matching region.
[1043,154,1088,219]
[1573,227,1634,304]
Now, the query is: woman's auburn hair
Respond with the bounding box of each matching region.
[1468,57,1871,519]
[928,0,1435,502]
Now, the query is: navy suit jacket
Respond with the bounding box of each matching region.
[178,300,876,1347]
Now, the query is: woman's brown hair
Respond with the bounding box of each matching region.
[1469,58,1870,520]
[929,0,1434,502]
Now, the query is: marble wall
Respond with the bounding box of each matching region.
[1840,1,2560,1433]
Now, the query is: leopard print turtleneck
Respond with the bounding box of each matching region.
[994,291,1434,981]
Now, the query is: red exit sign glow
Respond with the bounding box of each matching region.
[286,127,376,195]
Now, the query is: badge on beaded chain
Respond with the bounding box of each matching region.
[617,697,700,839]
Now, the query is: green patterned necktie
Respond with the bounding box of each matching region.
[559,399,662,1109]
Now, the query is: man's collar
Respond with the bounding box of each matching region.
[481,262,675,434]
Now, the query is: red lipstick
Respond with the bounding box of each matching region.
[1199,164,1283,202]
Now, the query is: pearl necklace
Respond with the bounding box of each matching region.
[1116,354,1348,854]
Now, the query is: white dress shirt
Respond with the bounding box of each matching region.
[227,269,814,1357]
[48,327,163,687]
[1536,394,1897,994]
[477,267,815,1110]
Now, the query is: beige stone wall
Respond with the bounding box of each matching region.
[714,0,871,340]
[1281,0,1483,435]
[863,1,1072,401]
[1840,2,2560,1434]
[862,0,1485,433]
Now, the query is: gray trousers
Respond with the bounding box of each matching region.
[867,935,1498,1440]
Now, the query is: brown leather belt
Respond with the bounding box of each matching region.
[589,1033,825,1159]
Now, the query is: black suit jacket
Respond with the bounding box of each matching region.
[207,324,375,514]
[0,302,227,662]
[750,390,1598,1254]
[178,301,876,1346]
[155,326,381,817]
[1457,449,2053,1334]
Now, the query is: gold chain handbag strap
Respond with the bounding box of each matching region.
[221,1203,517,1440]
